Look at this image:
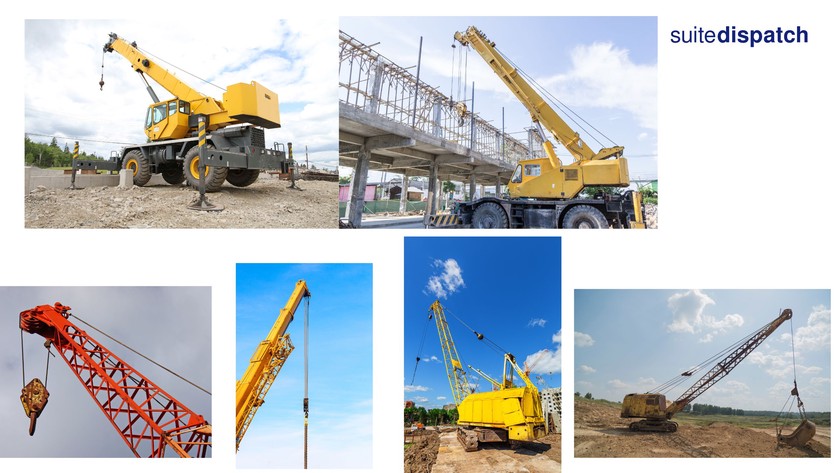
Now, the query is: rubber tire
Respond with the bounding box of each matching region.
[183,145,228,192]
[122,150,151,187]
[561,205,609,229]
[470,202,509,229]
[161,162,186,185]
[226,169,261,187]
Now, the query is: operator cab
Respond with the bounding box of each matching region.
[145,99,190,141]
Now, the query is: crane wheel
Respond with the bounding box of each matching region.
[122,150,151,187]
[471,202,509,228]
[226,169,261,187]
[161,163,186,185]
[561,205,609,229]
[184,145,228,192]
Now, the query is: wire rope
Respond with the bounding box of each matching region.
[70,314,211,396]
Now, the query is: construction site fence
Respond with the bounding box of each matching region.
[339,31,534,167]
[338,200,445,216]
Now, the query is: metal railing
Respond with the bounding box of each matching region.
[340,31,530,167]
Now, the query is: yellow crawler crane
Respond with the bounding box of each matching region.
[620,308,816,446]
[428,300,546,451]
[236,280,311,451]
[450,26,645,229]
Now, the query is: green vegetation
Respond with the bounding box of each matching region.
[24,136,104,168]
[639,185,658,204]
[404,405,459,427]
[573,392,830,427]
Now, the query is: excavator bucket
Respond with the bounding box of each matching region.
[777,419,816,447]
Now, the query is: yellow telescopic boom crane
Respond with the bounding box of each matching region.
[236,280,311,451]
[447,26,644,229]
[82,33,293,192]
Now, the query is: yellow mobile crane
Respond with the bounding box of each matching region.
[236,280,311,453]
[620,308,816,446]
[450,26,645,229]
[80,33,294,192]
[427,300,546,451]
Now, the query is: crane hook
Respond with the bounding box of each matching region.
[99,76,105,91]
[20,378,49,436]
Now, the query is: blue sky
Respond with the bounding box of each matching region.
[235,264,372,469]
[404,237,561,409]
[24,19,337,170]
[340,16,658,184]
[575,289,831,412]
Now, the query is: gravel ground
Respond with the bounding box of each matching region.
[24,174,337,229]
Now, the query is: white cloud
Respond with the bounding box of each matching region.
[543,42,657,130]
[524,330,561,375]
[404,385,429,392]
[810,377,830,386]
[666,290,743,341]
[579,364,596,374]
[436,396,446,401]
[527,318,547,328]
[793,305,830,351]
[421,355,441,363]
[607,379,629,389]
[574,331,594,347]
[414,396,428,403]
[424,259,465,299]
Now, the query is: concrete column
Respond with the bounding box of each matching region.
[469,173,477,201]
[432,98,442,138]
[424,157,438,224]
[348,144,370,228]
[496,174,502,196]
[399,174,408,214]
[366,59,384,114]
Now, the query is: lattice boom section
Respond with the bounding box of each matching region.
[57,324,211,457]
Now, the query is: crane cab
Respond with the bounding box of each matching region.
[620,393,670,420]
[145,99,191,141]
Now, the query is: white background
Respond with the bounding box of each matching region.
[2,0,836,472]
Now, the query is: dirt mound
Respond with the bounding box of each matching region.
[24,174,337,229]
[574,397,830,458]
[404,430,439,473]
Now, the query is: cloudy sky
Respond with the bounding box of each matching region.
[404,237,561,409]
[340,16,658,184]
[575,289,831,412]
[24,19,337,169]
[235,264,372,469]
[0,286,212,458]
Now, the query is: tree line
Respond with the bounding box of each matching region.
[404,405,459,427]
[24,136,104,169]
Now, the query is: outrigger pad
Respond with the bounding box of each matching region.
[778,420,816,447]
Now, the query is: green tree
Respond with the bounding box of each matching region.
[640,185,658,205]
[584,392,593,400]
[580,186,619,198]
[339,175,351,185]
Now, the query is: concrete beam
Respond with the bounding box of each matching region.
[339,130,364,146]
[366,134,416,151]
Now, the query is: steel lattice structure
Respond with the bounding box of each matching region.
[19,303,211,458]
[340,31,535,167]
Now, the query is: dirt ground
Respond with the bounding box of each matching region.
[575,397,830,458]
[24,173,337,229]
[405,427,561,473]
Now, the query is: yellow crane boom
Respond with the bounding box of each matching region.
[236,280,310,450]
[104,33,281,139]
